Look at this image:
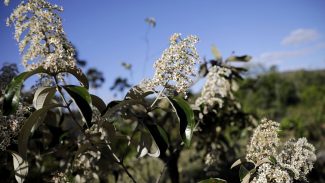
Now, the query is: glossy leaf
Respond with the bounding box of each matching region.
[3,67,47,115]
[8,151,28,183]
[136,130,161,158]
[63,85,92,127]
[198,178,227,183]
[33,86,56,110]
[90,94,106,115]
[143,119,169,156]
[239,165,249,182]
[168,96,195,147]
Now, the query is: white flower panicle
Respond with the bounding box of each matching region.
[6,0,77,73]
[246,118,316,182]
[195,66,231,112]
[246,118,280,163]
[277,138,316,181]
[251,163,292,183]
[141,33,200,96]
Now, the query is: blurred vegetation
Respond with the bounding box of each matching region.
[236,67,325,182]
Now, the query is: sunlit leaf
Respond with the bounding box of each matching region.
[8,151,28,183]
[231,158,246,169]
[33,86,56,110]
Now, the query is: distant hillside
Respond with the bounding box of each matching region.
[236,68,325,142]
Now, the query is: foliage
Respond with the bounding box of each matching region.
[0,1,322,183]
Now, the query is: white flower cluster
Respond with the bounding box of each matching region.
[247,118,316,182]
[195,66,231,113]
[277,138,317,181]
[0,104,29,151]
[246,118,280,163]
[6,0,77,73]
[251,163,292,183]
[141,33,200,96]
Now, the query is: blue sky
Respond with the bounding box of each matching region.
[1,0,325,100]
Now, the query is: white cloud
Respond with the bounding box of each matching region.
[281,28,320,46]
[255,42,325,65]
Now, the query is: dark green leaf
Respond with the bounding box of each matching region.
[18,103,61,159]
[143,118,168,156]
[226,55,252,62]
[198,178,227,183]
[168,96,195,147]
[63,85,92,127]
[269,155,277,164]
[8,151,28,183]
[137,130,159,158]
[3,67,47,115]
[90,94,106,115]
[239,165,249,182]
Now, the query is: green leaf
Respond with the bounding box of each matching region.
[168,96,195,147]
[8,151,28,183]
[18,103,61,159]
[198,178,227,183]
[143,118,169,156]
[239,165,249,182]
[3,67,47,115]
[63,85,92,127]
[90,94,106,115]
[33,87,56,110]
[269,155,277,164]
[137,130,160,158]
[225,55,252,62]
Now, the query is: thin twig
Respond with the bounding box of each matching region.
[53,76,85,132]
